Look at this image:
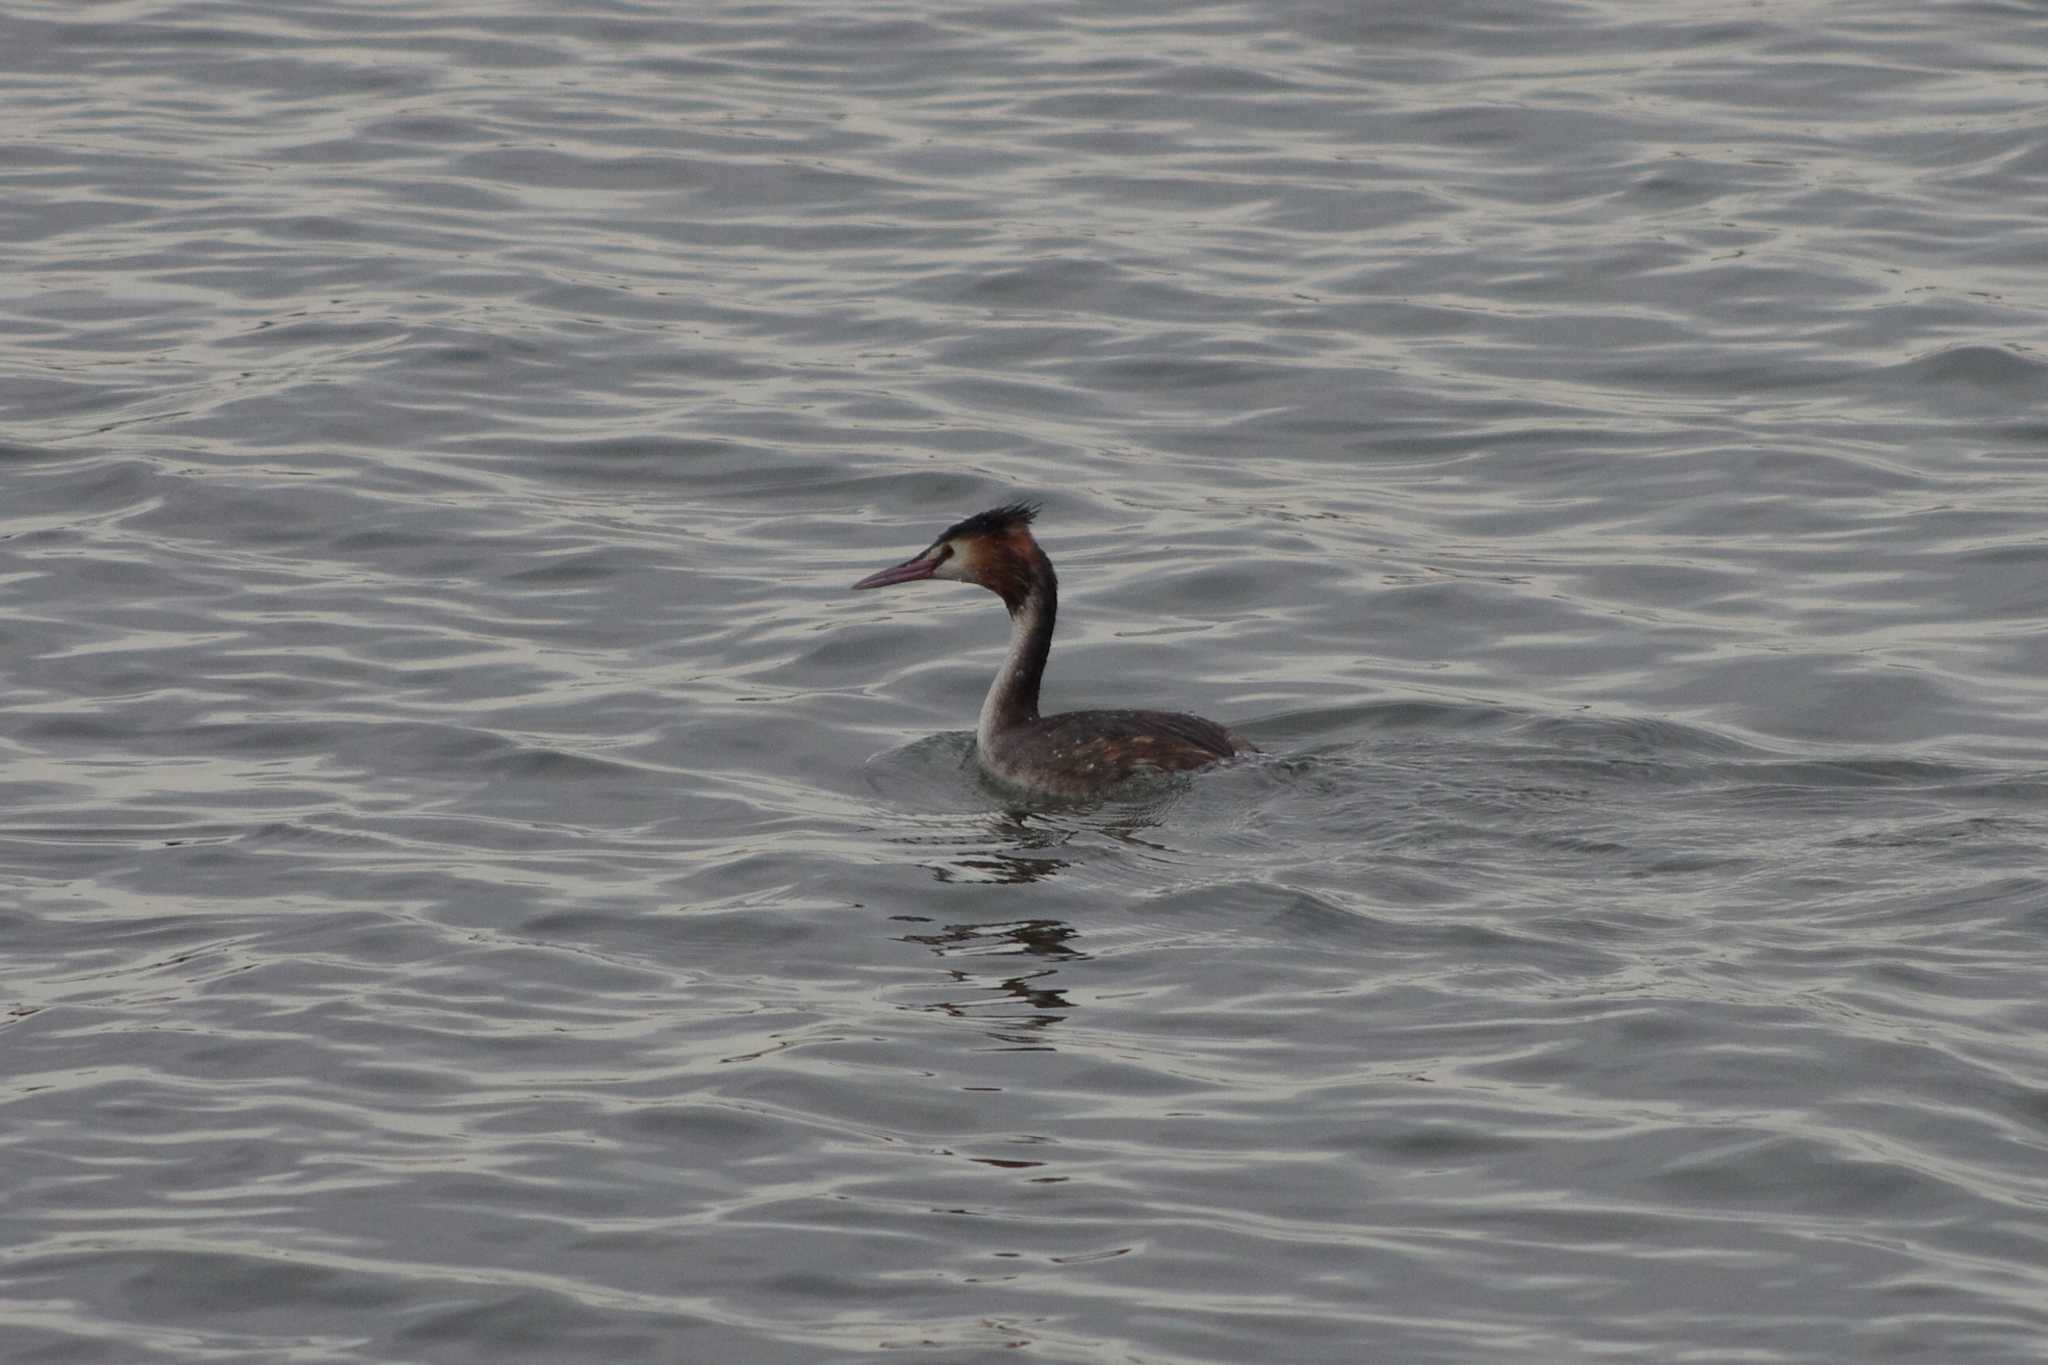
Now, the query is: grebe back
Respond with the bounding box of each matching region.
[851,502,1253,798]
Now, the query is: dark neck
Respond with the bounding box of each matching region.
[979,548,1056,740]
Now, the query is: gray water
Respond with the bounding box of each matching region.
[5,2,2048,1361]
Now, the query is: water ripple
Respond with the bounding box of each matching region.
[6,0,2048,1361]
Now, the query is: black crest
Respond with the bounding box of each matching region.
[938,500,1040,542]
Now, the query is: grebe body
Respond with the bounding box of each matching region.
[852,503,1252,798]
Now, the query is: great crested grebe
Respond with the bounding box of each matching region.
[852,502,1253,797]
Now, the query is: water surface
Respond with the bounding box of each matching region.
[4,2,2048,1361]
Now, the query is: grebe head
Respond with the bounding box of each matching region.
[850,501,1047,611]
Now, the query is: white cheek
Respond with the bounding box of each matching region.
[932,554,967,581]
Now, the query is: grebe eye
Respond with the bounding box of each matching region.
[937,544,954,562]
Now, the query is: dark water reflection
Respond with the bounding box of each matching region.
[6,0,2048,1361]
[900,917,1083,1048]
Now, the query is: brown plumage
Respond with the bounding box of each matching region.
[852,502,1254,798]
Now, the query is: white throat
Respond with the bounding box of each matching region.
[976,591,1047,756]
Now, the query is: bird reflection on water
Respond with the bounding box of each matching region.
[870,743,1209,1047]
[887,797,1185,886]
[895,917,1082,1049]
